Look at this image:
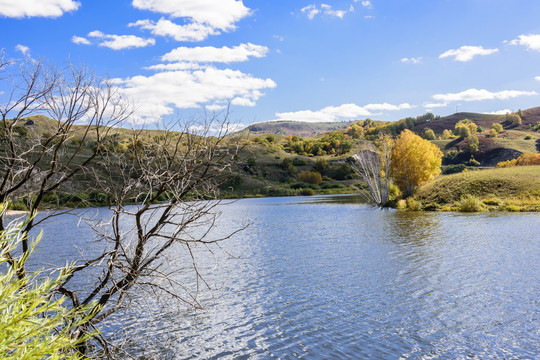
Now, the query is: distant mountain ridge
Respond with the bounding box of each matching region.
[243,120,357,137]
[240,106,540,137]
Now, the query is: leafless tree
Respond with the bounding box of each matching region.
[352,134,393,207]
[0,54,243,358]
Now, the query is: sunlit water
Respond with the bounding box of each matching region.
[14,195,540,359]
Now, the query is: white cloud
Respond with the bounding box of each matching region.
[131,0,250,30]
[535,76,540,81]
[71,35,91,45]
[364,103,413,111]
[321,4,354,19]
[359,1,373,9]
[88,31,155,50]
[273,35,284,42]
[275,102,411,122]
[432,88,537,103]
[111,67,276,123]
[128,18,219,42]
[15,44,30,56]
[484,109,511,115]
[439,45,498,62]
[424,102,448,108]
[401,57,422,64]
[161,43,268,63]
[145,63,204,71]
[509,34,540,52]
[301,5,319,20]
[301,3,353,19]
[0,0,79,18]
[205,103,227,111]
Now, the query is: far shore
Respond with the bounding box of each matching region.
[5,210,30,216]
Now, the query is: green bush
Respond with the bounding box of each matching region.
[300,188,315,196]
[0,204,95,359]
[406,198,422,211]
[422,128,436,140]
[491,123,503,133]
[442,164,468,175]
[468,157,480,166]
[320,182,344,189]
[292,157,308,166]
[13,125,28,137]
[290,182,318,190]
[456,194,486,212]
[505,113,522,126]
[88,191,111,204]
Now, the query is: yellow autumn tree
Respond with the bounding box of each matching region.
[391,129,443,197]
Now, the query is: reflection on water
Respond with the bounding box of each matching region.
[23,195,540,359]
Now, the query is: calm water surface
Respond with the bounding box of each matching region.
[19,195,540,359]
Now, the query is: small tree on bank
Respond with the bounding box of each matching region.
[391,129,443,197]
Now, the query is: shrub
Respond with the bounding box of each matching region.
[487,128,498,138]
[505,113,522,126]
[454,119,477,138]
[497,153,540,167]
[443,149,462,164]
[292,157,308,166]
[441,129,454,139]
[456,194,486,212]
[491,123,503,133]
[468,157,480,166]
[442,164,468,174]
[483,197,502,206]
[396,199,407,210]
[497,158,518,168]
[422,128,436,140]
[524,135,532,140]
[321,182,345,189]
[466,134,479,153]
[300,188,315,196]
[298,171,322,184]
[13,125,28,137]
[281,158,297,175]
[516,153,540,166]
[388,183,401,201]
[406,197,422,211]
[0,205,95,359]
[290,182,316,189]
[313,158,328,172]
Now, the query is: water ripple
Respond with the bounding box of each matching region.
[27,196,540,359]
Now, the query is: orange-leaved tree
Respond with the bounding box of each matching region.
[391,129,443,197]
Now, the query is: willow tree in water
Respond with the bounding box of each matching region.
[352,134,393,207]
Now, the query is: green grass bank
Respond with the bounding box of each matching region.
[413,166,540,212]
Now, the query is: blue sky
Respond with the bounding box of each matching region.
[2,0,540,128]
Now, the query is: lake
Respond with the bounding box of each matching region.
[18,195,540,359]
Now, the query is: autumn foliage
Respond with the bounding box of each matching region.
[497,153,540,168]
[391,129,443,197]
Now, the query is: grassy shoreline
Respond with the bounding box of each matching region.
[7,167,540,213]
[412,166,540,212]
